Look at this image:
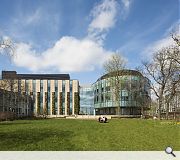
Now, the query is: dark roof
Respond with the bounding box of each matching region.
[97,69,143,81]
[2,71,70,80]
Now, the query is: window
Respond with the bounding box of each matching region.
[121,96,129,101]
[101,94,104,102]
[102,87,104,92]
[106,86,110,91]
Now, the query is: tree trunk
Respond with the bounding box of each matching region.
[166,102,169,120]
[115,92,121,115]
[174,103,177,120]
[158,97,162,120]
[2,91,4,112]
[141,106,144,117]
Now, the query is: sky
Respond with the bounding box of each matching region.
[0,0,179,84]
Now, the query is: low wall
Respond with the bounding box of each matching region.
[43,115,143,119]
[0,111,16,121]
[44,115,112,120]
[68,115,112,120]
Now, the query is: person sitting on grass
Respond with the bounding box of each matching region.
[98,116,107,123]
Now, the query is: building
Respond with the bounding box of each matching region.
[79,85,94,115]
[93,70,151,115]
[0,88,33,118]
[160,91,180,119]
[0,71,79,116]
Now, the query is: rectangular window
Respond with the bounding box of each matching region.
[47,80,50,114]
[62,80,65,114]
[25,80,29,94]
[70,81,72,114]
[40,80,43,114]
[32,80,36,113]
[55,80,58,114]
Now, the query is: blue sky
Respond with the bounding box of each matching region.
[0,0,179,84]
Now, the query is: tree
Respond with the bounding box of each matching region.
[0,37,14,59]
[0,78,27,117]
[172,34,180,46]
[142,43,180,120]
[132,77,151,117]
[103,53,126,115]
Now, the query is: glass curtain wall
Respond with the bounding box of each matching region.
[80,85,94,115]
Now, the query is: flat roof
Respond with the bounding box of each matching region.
[2,71,70,80]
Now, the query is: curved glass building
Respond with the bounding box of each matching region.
[93,70,151,115]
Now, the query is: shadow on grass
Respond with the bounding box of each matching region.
[0,122,33,125]
[0,129,77,151]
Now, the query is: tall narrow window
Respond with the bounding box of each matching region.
[62,80,65,114]
[70,81,72,115]
[47,80,50,115]
[40,80,43,114]
[55,80,58,115]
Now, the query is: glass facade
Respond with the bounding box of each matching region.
[80,85,94,115]
[93,70,151,115]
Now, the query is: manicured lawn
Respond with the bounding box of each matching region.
[0,118,179,151]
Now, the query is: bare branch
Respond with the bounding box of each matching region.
[0,37,15,59]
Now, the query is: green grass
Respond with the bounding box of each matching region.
[0,118,179,151]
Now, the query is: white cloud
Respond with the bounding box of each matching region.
[89,0,117,31]
[142,36,175,59]
[122,0,131,10]
[12,8,42,26]
[25,9,42,25]
[142,20,180,59]
[120,0,132,19]
[12,7,60,35]
[88,0,118,44]
[164,20,180,36]
[13,37,113,72]
[11,0,128,73]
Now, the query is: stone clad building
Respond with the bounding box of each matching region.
[0,71,79,116]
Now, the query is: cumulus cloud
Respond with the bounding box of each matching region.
[13,37,113,72]
[11,0,128,73]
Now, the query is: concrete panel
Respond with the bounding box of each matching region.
[65,80,70,115]
[72,80,79,115]
[57,80,62,115]
[50,80,55,115]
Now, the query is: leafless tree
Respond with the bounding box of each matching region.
[131,76,151,117]
[0,37,15,59]
[142,44,180,119]
[0,78,27,118]
[172,33,180,46]
[103,53,126,115]
[0,37,16,116]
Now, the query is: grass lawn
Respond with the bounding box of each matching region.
[0,118,179,151]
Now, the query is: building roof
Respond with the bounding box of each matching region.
[96,69,144,82]
[1,71,70,80]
